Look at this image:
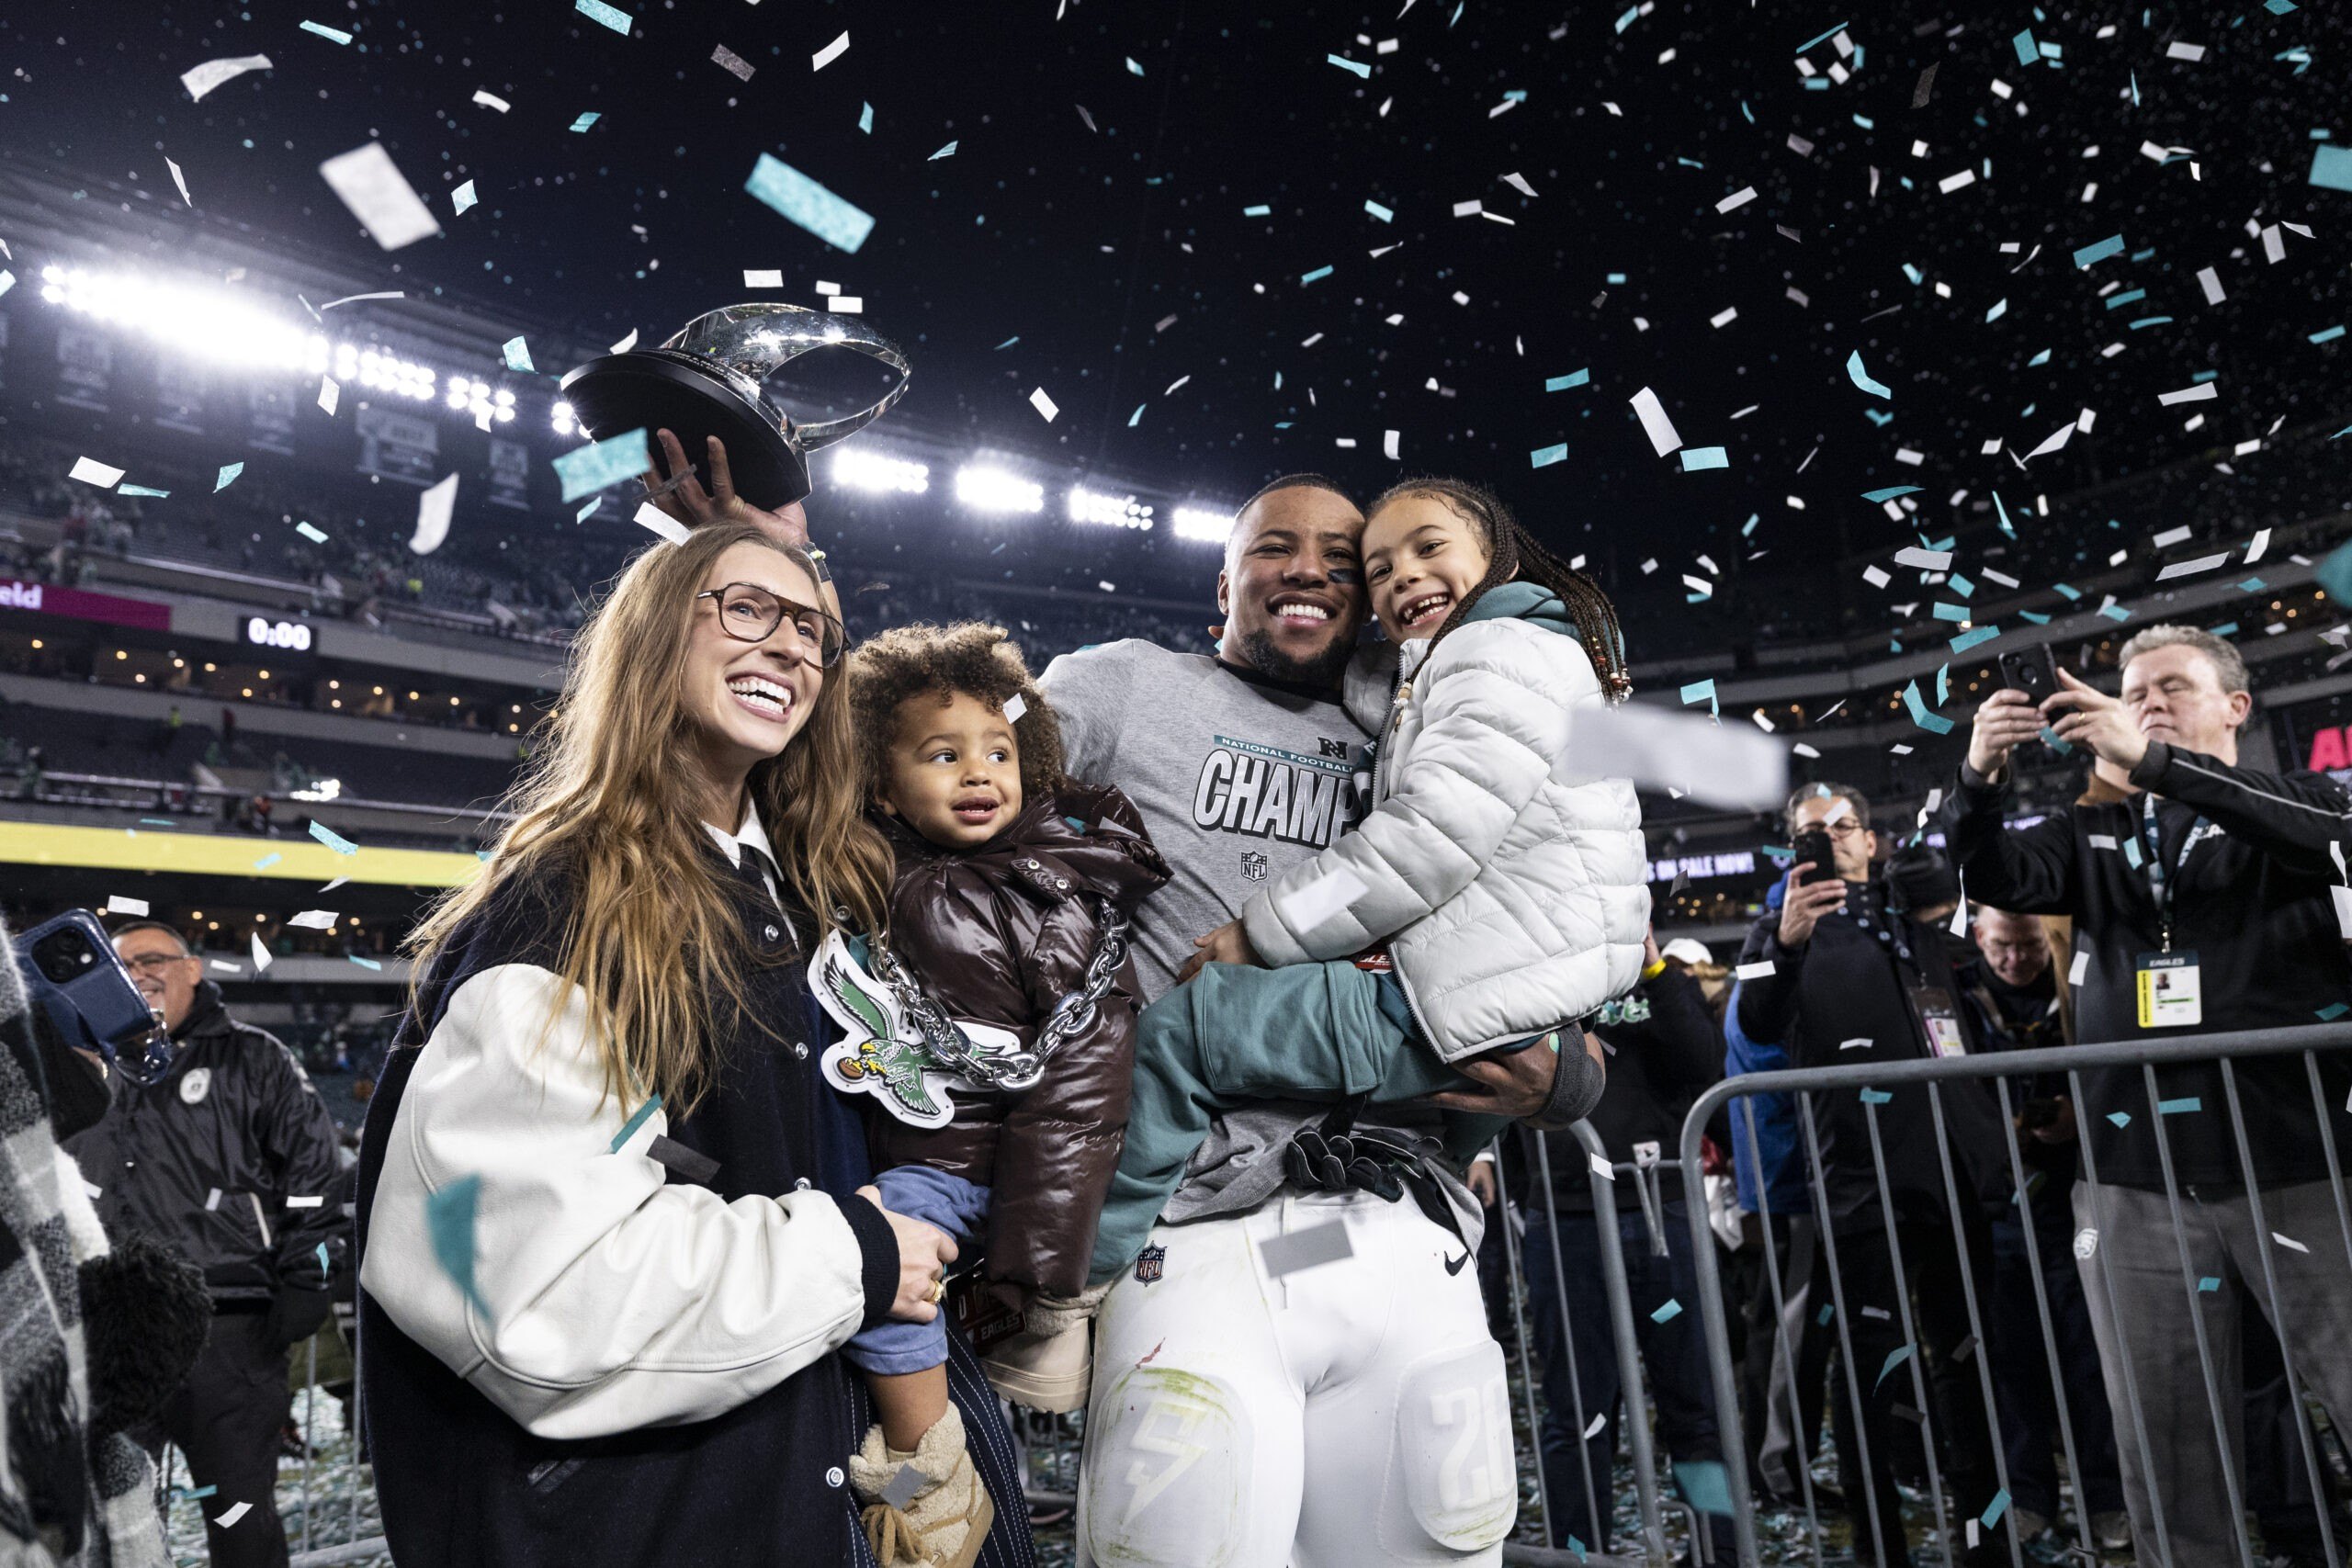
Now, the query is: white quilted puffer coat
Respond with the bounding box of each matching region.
[1240,582,1650,1062]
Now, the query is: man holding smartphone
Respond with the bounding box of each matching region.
[1735,783,2011,1568]
[1954,624,2352,1564]
[67,920,345,1568]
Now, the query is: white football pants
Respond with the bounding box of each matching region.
[1077,1188,1515,1567]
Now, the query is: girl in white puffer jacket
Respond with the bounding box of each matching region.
[1091,478,1649,1280]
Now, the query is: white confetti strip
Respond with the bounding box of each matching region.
[69,457,126,489]
[1003,694,1027,723]
[2158,382,2218,406]
[317,377,340,416]
[214,1502,253,1528]
[1028,387,1060,423]
[317,141,442,251]
[181,53,274,101]
[1716,186,1757,213]
[251,934,274,973]
[287,910,339,931]
[634,502,690,544]
[1628,387,1683,457]
[105,896,150,916]
[412,473,458,556]
[811,30,850,71]
[1736,961,1776,980]
[2272,1232,2311,1254]
[2068,949,2090,987]
[743,268,783,288]
[471,89,510,112]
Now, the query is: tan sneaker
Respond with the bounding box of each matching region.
[977,1286,1104,1413]
[847,1404,995,1568]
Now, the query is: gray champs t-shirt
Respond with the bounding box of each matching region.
[1040,638,1478,1234]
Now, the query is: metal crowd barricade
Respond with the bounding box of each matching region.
[1673,1022,2352,1568]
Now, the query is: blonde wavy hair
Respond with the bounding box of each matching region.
[406,522,890,1115]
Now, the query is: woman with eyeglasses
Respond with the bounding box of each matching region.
[354,520,1019,1566]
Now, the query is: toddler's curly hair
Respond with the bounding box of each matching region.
[847,621,1065,800]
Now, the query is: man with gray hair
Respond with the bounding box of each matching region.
[1956,624,2352,1563]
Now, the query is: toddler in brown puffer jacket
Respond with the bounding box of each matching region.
[826,621,1166,1568]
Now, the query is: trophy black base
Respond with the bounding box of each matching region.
[559,351,811,510]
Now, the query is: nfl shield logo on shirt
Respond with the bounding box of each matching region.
[179,1067,211,1105]
[1135,1244,1166,1285]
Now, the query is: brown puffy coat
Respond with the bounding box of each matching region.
[869,783,1169,1298]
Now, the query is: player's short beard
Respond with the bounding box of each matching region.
[1234,626,1353,690]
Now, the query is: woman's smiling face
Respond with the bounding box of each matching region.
[679,541,830,785]
[1362,494,1495,642]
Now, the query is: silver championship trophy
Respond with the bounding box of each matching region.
[559,303,913,510]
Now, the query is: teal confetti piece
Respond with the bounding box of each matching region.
[1679,678,1717,708]
[2311,145,2352,193]
[1363,199,1393,222]
[2267,0,2298,11]
[1127,403,1145,427]
[2320,540,2352,604]
[1328,53,1371,79]
[574,0,630,35]
[1862,485,1922,502]
[994,336,1020,350]
[2199,1275,2222,1291]
[1531,443,1568,468]
[1300,265,1333,284]
[1546,369,1590,391]
[2312,325,2348,345]
[573,498,599,525]
[1817,1303,1836,1326]
[609,1092,664,1153]
[1860,1088,1893,1104]
[1793,21,1849,54]
[1651,1298,1684,1323]
[502,335,533,373]
[138,818,175,827]
[1614,6,1639,32]
[1567,1538,1587,1563]
[1680,446,1728,471]
[569,112,600,132]
[858,102,873,134]
[349,954,382,971]
[2123,837,2143,868]
[2027,347,2052,367]
[2109,1111,2132,1128]
[1985,298,2007,322]
[309,820,358,855]
[2038,726,2073,754]
[1902,681,1953,735]
[2072,234,2125,269]
[119,484,170,499]
[1982,1488,2011,1529]
[295,521,329,544]
[1243,203,1272,216]
[1125,56,1144,75]
[2010,28,2039,64]
[1950,626,2000,653]
[1845,350,1892,399]
[927,141,958,161]
[2319,1002,2351,1021]
[216,462,244,491]
[2098,603,2132,623]
[2159,1096,2203,1115]
[1936,663,1951,705]
[1875,1343,1914,1388]
[316,1242,332,1277]
[552,427,650,502]
[454,179,477,215]
[253,852,281,870]
[178,1485,218,1501]
[300,19,354,43]
[1932,603,1972,623]
[743,152,875,254]
[1674,1459,1736,1516]
[426,1174,491,1316]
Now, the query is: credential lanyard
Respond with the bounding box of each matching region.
[2140,793,2217,953]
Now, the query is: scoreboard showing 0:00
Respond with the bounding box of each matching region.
[244,615,313,652]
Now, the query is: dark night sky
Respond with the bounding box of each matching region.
[5,0,2348,577]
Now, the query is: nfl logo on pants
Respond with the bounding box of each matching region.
[1134,1244,1165,1285]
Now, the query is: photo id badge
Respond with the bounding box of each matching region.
[1910,984,1968,1058]
[2135,952,2203,1029]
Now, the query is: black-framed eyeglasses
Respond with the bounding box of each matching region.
[695,583,846,668]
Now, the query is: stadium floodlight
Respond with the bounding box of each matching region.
[1172,504,1236,545]
[832,447,931,494]
[955,464,1045,514]
[1067,486,1155,530]
[551,400,577,437]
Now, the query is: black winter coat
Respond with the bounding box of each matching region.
[1736,878,2010,1231]
[870,783,1169,1297]
[67,982,344,1304]
[1951,741,2352,1189]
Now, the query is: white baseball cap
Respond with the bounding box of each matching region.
[1659,937,1713,967]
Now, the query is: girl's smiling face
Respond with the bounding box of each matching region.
[1362,494,1496,642]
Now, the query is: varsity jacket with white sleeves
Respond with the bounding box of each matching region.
[355,809,901,1567]
[1241,581,1650,1061]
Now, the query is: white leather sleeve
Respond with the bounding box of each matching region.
[360,963,872,1439]
[1244,619,1594,966]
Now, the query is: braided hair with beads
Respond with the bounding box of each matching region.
[1366,476,1634,702]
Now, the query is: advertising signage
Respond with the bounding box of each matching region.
[0,576,171,633]
[2273,689,2352,786]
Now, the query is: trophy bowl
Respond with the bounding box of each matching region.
[559,303,912,510]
